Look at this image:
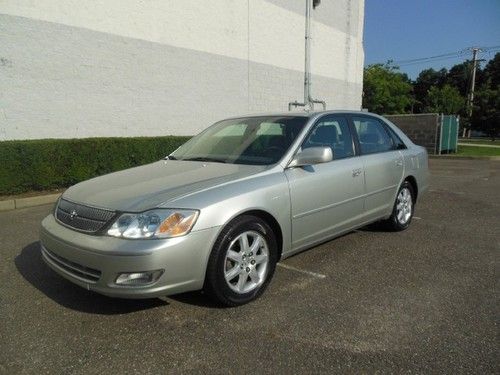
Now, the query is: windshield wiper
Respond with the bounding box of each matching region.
[182,157,228,163]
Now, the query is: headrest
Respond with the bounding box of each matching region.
[360,132,379,144]
[311,126,338,143]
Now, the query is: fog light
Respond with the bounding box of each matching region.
[115,270,164,286]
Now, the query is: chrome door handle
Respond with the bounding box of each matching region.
[352,168,362,177]
[395,159,403,167]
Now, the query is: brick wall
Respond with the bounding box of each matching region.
[385,114,439,154]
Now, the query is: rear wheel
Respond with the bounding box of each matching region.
[385,181,415,231]
[204,215,277,306]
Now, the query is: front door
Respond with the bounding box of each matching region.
[285,115,365,251]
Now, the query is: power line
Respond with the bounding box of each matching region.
[397,55,467,67]
[393,50,468,65]
[374,45,500,67]
[481,45,500,50]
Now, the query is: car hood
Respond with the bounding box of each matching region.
[62,160,267,212]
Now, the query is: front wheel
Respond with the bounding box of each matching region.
[204,215,277,306]
[385,181,415,231]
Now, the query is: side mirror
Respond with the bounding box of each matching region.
[288,146,333,168]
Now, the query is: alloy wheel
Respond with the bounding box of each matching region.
[396,187,412,225]
[224,230,269,294]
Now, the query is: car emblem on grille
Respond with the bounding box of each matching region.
[69,209,78,220]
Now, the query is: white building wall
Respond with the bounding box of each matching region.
[0,0,364,140]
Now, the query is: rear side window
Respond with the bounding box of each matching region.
[352,116,394,155]
[303,116,355,160]
[385,125,407,149]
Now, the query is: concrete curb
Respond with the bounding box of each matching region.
[429,155,500,161]
[0,193,61,212]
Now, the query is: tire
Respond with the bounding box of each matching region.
[204,215,278,307]
[385,181,415,231]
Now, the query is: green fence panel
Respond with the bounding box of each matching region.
[440,115,459,153]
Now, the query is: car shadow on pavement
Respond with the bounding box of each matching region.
[169,291,224,308]
[15,242,168,315]
[357,221,389,232]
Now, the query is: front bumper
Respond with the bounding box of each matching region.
[40,214,221,298]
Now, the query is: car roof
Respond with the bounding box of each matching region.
[223,110,380,120]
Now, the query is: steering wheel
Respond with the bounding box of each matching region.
[263,146,285,160]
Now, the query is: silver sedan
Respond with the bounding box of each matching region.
[40,111,429,306]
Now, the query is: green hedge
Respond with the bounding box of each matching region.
[0,136,190,195]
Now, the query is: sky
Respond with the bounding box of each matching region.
[363,0,500,79]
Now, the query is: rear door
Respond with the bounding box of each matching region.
[350,115,404,220]
[285,115,365,250]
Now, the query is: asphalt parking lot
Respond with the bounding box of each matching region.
[1,158,498,374]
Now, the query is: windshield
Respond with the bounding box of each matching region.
[170,116,308,165]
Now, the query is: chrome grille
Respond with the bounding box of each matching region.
[56,198,115,233]
[41,245,101,283]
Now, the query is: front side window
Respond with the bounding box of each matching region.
[303,116,355,160]
[352,116,394,155]
[170,116,308,165]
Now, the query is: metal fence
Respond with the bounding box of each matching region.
[386,113,460,155]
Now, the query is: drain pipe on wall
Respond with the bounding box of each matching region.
[289,0,326,112]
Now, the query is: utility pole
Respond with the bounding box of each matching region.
[465,47,481,137]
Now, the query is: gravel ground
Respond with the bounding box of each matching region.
[0,158,498,374]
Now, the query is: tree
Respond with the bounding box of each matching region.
[424,84,464,114]
[468,53,500,140]
[361,53,498,127]
[414,68,447,112]
[362,63,413,114]
[471,86,499,140]
[483,53,500,87]
[445,61,473,97]
[466,53,500,140]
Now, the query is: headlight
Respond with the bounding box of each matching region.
[107,209,199,239]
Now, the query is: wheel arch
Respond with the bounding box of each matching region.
[235,209,284,261]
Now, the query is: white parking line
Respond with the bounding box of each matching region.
[277,263,326,279]
[413,216,422,220]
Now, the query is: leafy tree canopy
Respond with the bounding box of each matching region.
[471,85,499,140]
[362,52,500,139]
[483,53,500,87]
[424,84,464,114]
[414,68,448,112]
[362,63,413,114]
